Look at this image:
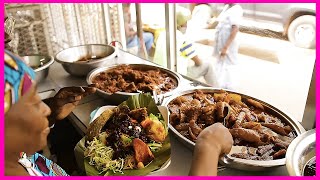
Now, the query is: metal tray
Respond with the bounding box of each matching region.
[162,87,306,171]
[87,64,183,105]
[286,129,315,176]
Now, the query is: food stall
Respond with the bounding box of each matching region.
[5,3,316,177]
[34,48,309,176]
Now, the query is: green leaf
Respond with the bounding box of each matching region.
[119,93,159,115]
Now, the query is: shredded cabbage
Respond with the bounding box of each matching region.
[85,137,125,174]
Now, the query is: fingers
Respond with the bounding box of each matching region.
[55,86,96,98]
[55,95,82,106]
[82,86,96,96]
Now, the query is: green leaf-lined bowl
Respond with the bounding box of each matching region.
[84,93,171,176]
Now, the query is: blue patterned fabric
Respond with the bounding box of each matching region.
[27,153,69,176]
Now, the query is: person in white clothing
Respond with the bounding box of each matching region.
[213,3,243,90]
[153,5,219,87]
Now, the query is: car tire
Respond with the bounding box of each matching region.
[288,15,315,49]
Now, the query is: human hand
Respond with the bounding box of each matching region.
[220,47,228,59]
[196,123,233,156]
[189,123,233,176]
[48,86,96,121]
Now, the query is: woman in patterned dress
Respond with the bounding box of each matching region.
[4,13,96,176]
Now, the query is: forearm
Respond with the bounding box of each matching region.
[189,141,220,176]
[191,55,202,66]
[223,25,239,49]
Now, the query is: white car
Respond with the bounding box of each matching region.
[210,3,316,49]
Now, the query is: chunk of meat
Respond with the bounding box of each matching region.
[229,128,261,143]
[189,120,203,136]
[246,98,264,110]
[273,149,286,159]
[190,99,201,108]
[261,123,288,136]
[172,96,188,105]
[184,107,201,123]
[259,133,275,144]
[241,122,262,130]
[233,111,246,128]
[169,113,180,126]
[132,138,154,168]
[175,123,189,131]
[260,149,275,160]
[257,144,274,155]
[188,127,197,141]
[129,107,148,122]
[272,138,290,149]
[216,102,226,119]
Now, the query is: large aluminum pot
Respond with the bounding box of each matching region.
[286,129,316,176]
[23,55,54,83]
[162,87,306,171]
[55,44,117,76]
[87,64,182,105]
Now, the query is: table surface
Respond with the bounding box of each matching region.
[38,49,290,176]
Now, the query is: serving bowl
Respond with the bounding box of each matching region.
[162,87,306,171]
[23,55,54,83]
[55,44,117,76]
[286,129,316,176]
[87,64,182,105]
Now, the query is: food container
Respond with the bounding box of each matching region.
[162,87,306,171]
[86,64,182,105]
[55,44,117,76]
[286,129,316,176]
[89,105,171,175]
[23,55,54,83]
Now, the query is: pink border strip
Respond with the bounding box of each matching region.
[1,0,318,179]
[1,0,4,178]
[2,0,319,3]
[316,1,319,178]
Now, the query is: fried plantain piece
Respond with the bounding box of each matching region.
[132,138,155,168]
[86,109,114,142]
[141,118,166,143]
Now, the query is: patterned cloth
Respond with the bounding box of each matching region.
[19,153,68,176]
[4,50,35,113]
[4,50,68,176]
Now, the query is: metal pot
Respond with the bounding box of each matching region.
[286,129,316,176]
[162,87,306,171]
[55,44,117,76]
[87,64,182,105]
[23,55,54,83]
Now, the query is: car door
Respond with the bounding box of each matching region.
[238,3,255,19]
[254,3,289,23]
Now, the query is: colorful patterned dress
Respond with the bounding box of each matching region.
[4,50,68,176]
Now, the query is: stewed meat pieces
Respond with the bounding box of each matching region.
[93,65,177,94]
[168,90,297,161]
